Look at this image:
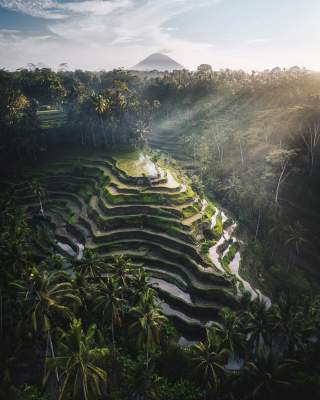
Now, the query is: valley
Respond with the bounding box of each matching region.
[4,148,271,341]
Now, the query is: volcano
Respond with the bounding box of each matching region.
[133,53,184,71]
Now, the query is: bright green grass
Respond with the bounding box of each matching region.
[200,239,217,255]
[203,202,216,220]
[213,214,223,239]
[37,109,66,129]
[115,150,144,177]
[221,243,239,269]
[182,204,200,218]
[104,185,194,206]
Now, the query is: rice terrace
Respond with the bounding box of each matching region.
[1,1,320,400]
[6,144,265,339]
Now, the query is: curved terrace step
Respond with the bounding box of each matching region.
[87,237,225,279]
[4,151,240,339]
[89,208,195,245]
[96,194,197,220]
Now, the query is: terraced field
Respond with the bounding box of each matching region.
[5,149,241,339]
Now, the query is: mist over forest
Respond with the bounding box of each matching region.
[1,62,320,400]
[1,0,320,395]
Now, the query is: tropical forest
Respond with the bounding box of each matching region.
[1,2,320,400]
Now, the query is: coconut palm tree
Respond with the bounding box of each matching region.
[30,178,46,217]
[12,267,81,386]
[245,298,272,351]
[242,347,296,400]
[284,221,308,268]
[129,268,152,304]
[12,267,79,333]
[129,289,168,369]
[125,357,159,400]
[47,319,109,400]
[109,255,134,290]
[93,276,126,346]
[192,327,229,394]
[92,93,110,146]
[73,248,106,279]
[222,172,242,205]
[272,296,307,355]
[0,209,32,275]
[211,307,245,357]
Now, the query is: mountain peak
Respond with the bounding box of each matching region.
[132,53,184,71]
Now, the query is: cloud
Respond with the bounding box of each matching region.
[0,0,67,19]
[247,38,271,45]
[0,0,218,70]
[57,1,131,16]
[165,27,179,32]
[0,0,132,18]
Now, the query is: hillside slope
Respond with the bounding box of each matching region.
[148,80,320,296]
[5,148,255,339]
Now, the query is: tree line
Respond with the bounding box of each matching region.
[0,68,158,169]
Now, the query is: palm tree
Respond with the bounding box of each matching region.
[245,298,272,351]
[284,221,308,270]
[93,276,125,347]
[92,93,110,146]
[129,268,152,305]
[12,267,80,332]
[222,172,242,205]
[272,296,307,355]
[109,255,134,290]
[129,289,168,368]
[192,327,229,394]
[74,248,106,279]
[0,208,32,275]
[242,348,296,400]
[4,89,29,126]
[12,267,81,384]
[47,319,109,400]
[30,178,46,217]
[126,358,159,400]
[211,307,245,357]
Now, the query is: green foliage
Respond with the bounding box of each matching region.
[104,184,194,206]
[1,64,320,399]
[203,202,216,220]
[46,319,109,400]
[213,214,223,239]
[148,68,320,294]
[182,204,200,218]
[221,243,239,269]
[37,109,66,129]
[14,385,49,400]
[200,239,216,255]
[156,377,206,400]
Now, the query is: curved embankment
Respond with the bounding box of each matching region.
[6,150,244,339]
[149,125,272,311]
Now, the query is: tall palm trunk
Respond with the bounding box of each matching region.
[91,124,97,147]
[39,196,44,217]
[145,347,149,370]
[100,115,107,147]
[0,289,3,337]
[111,313,115,348]
[48,330,60,392]
[255,209,261,240]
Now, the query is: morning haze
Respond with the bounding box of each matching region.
[0,1,320,400]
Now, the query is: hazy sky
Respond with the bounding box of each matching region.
[0,0,320,71]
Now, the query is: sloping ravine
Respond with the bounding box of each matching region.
[4,149,269,341]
